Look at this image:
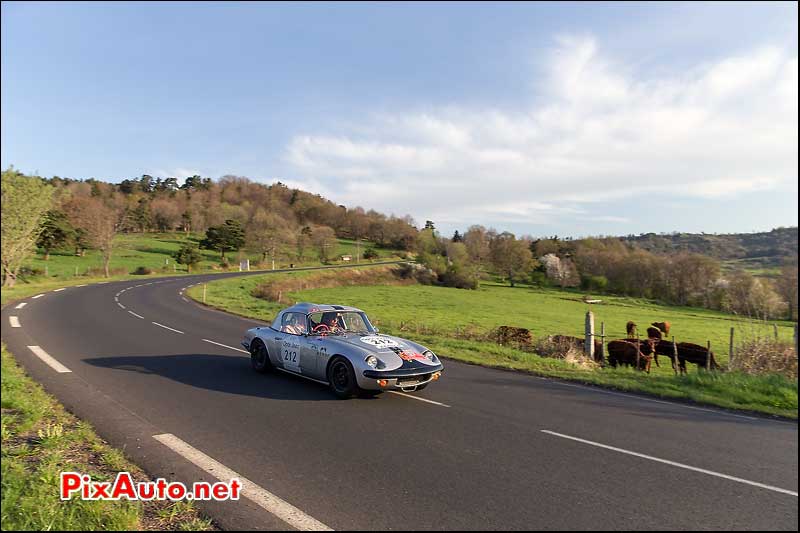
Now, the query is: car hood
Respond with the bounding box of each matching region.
[318,333,440,369]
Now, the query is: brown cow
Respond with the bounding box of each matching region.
[653,340,719,374]
[651,321,671,336]
[626,321,637,337]
[646,326,663,341]
[607,339,656,373]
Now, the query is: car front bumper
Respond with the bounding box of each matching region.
[360,363,444,391]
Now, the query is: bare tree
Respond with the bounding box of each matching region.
[64,196,121,277]
[247,209,295,269]
[311,226,337,263]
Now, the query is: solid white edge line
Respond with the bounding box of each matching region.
[15,302,27,309]
[27,345,71,373]
[152,433,333,531]
[9,316,21,328]
[202,338,249,354]
[32,294,44,299]
[552,380,758,420]
[152,321,184,334]
[128,310,144,319]
[541,430,798,497]
[387,390,450,408]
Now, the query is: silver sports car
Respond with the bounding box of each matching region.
[241,302,443,398]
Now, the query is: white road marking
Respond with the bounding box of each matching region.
[387,391,450,408]
[9,316,21,328]
[15,302,27,309]
[114,296,119,302]
[117,302,126,309]
[541,430,798,497]
[128,310,144,319]
[27,345,71,373]
[202,338,249,354]
[181,297,189,303]
[76,284,87,287]
[152,433,332,531]
[54,288,66,292]
[32,294,44,299]
[552,380,758,420]
[152,322,184,334]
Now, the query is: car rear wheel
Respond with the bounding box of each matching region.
[327,357,359,399]
[250,340,272,373]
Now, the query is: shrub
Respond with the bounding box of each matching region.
[729,337,797,379]
[363,247,379,260]
[580,274,608,292]
[131,266,152,275]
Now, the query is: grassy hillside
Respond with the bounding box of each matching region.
[625,227,798,276]
[19,232,406,280]
[187,269,797,418]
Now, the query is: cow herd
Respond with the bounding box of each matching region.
[551,321,720,375]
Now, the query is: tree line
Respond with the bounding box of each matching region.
[2,166,796,322]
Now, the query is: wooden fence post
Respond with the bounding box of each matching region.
[635,333,641,370]
[585,311,595,360]
[599,322,605,363]
[729,327,735,368]
[706,340,711,371]
[203,283,206,303]
[672,336,679,375]
[774,323,779,341]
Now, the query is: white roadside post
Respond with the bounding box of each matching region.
[203,283,207,303]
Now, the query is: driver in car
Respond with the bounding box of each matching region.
[314,312,343,333]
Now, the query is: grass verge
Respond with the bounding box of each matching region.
[187,270,798,419]
[1,342,216,530]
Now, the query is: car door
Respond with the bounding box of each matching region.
[299,337,328,380]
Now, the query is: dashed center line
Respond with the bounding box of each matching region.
[9,316,21,328]
[152,433,332,531]
[202,338,249,354]
[15,302,27,309]
[152,322,184,334]
[541,430,798,497]
[27,345,71,373]
[128,310,144,319]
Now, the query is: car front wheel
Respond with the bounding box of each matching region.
[250,340,272,373]
[328,357,359,399]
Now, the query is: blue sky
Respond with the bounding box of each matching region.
[2,1,797,238]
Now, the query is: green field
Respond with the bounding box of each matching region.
[22,232,406,280]
[188,269,798,418]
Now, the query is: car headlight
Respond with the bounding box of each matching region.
[423,350,437,362]
[365,355,379,368]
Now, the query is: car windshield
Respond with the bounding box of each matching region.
[307,311,374,335]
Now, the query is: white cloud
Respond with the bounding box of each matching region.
[284,36,798,229]
[150,167,205,180]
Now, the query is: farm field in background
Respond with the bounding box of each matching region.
[19,232,405,279]
[188,269,797,418]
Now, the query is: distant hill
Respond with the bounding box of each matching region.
[622,227,798,271]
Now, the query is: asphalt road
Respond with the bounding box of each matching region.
[2,271,797,530]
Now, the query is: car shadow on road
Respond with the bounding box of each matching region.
[84,353,340,402]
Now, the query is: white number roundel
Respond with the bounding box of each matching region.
[359,335,400,348]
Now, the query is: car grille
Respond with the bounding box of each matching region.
[397,373,431,386]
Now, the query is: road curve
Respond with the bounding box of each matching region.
[2,270,797,530]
